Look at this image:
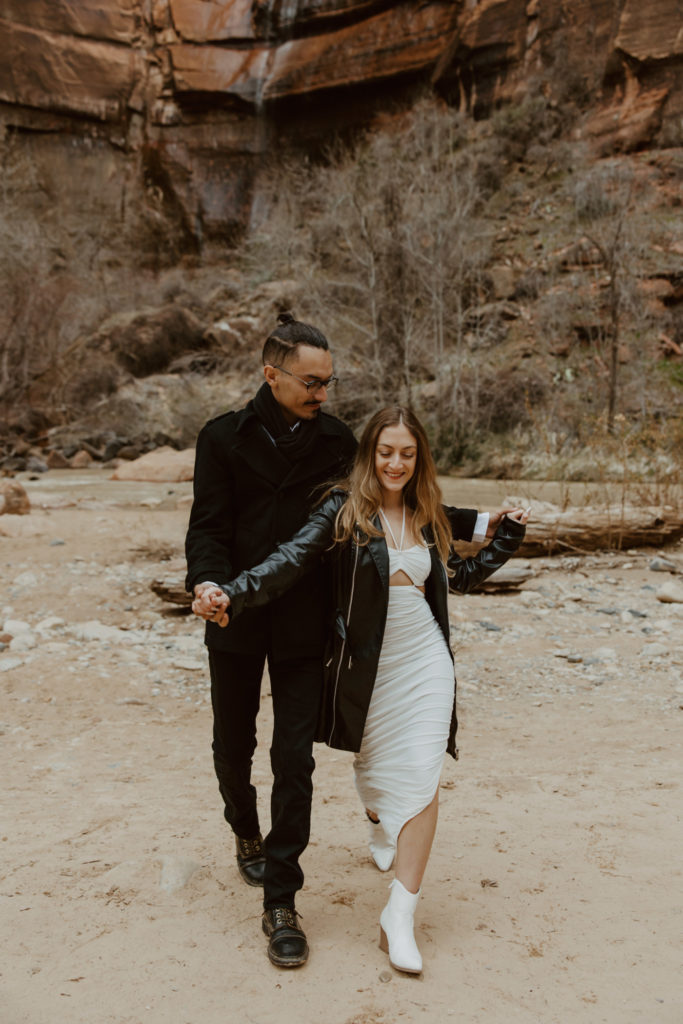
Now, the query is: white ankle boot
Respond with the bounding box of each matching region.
[379,878,422,974]
[368,821,395,872]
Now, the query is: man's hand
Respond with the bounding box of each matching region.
[486,507,530,535]
[192,582,230,628]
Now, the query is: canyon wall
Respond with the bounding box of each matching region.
[1,0,682,238]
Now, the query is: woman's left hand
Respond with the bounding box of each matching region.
[505,507,530,525]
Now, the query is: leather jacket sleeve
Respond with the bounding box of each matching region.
[220,493,344,619]
[443,505,479,541]
[448,515,525,594]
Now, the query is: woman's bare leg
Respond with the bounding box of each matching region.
[394,790,439,894]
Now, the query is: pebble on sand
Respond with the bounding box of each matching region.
[656,581,683,604]
[158,856,201,893]
[649,557,678,573]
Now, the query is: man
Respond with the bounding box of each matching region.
[186,312,496,968]
[186,313,356,968]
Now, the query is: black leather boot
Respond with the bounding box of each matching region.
[262,907,309,968]
[235,833,266,887]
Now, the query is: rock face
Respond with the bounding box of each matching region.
[1,1,681,236]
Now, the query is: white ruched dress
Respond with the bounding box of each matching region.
[353,535,455,857]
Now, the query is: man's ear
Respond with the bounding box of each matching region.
[263,364,277,386]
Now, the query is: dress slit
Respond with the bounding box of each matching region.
[353,582,454,850]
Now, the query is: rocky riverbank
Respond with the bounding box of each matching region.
[2,471,682,1023]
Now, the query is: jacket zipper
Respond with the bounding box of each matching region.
[440,558,453,649]
[328,535,360,744]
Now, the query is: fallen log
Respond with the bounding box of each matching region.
[150,502,683,606]
[151,576,193,606]
[150,559,192,606]
[506,499,683,556]
[151,567,536,604]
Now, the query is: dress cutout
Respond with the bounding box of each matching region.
[387,543,431,586]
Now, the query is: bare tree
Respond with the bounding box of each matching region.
[247,104,491,439]
[573,163,642,434]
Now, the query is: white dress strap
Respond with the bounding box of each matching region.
[380,504,405,551]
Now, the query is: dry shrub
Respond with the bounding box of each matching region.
[475,367,548,434]
[59,361,122,414]
[0,136,204,431]
[490,97,562,164]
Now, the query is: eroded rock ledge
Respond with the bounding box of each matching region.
[1,0,682,235]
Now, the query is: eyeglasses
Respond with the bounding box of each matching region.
[272,365,338,392]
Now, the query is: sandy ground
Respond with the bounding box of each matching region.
[1,470,682,1024]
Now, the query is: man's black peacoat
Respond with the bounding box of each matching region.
[185,399,358,661]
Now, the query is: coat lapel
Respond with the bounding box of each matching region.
[279,442,339,491]
[278,420,348,491]
[232,414,346,493]
[231,421,292,489]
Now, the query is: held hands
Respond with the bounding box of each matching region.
[486,506,530,535]
[192,582,231,628]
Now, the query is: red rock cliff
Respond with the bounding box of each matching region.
[1,0,681,237]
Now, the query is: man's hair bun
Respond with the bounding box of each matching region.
[262,311,330,365]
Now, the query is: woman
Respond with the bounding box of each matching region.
[212,406,527,974]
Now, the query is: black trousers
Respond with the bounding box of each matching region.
[208,648,321,911]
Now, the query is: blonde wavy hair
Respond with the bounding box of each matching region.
[332,406,453,564]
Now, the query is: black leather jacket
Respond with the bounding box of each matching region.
[222,491,526,758]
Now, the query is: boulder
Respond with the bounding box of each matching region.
[91,305,206,378]
[656,581,683,604]
[48,373,248,452]
[0,481,30,515]
[111,446,196,482]
[70,450,94,469]
[46,450,71,470]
